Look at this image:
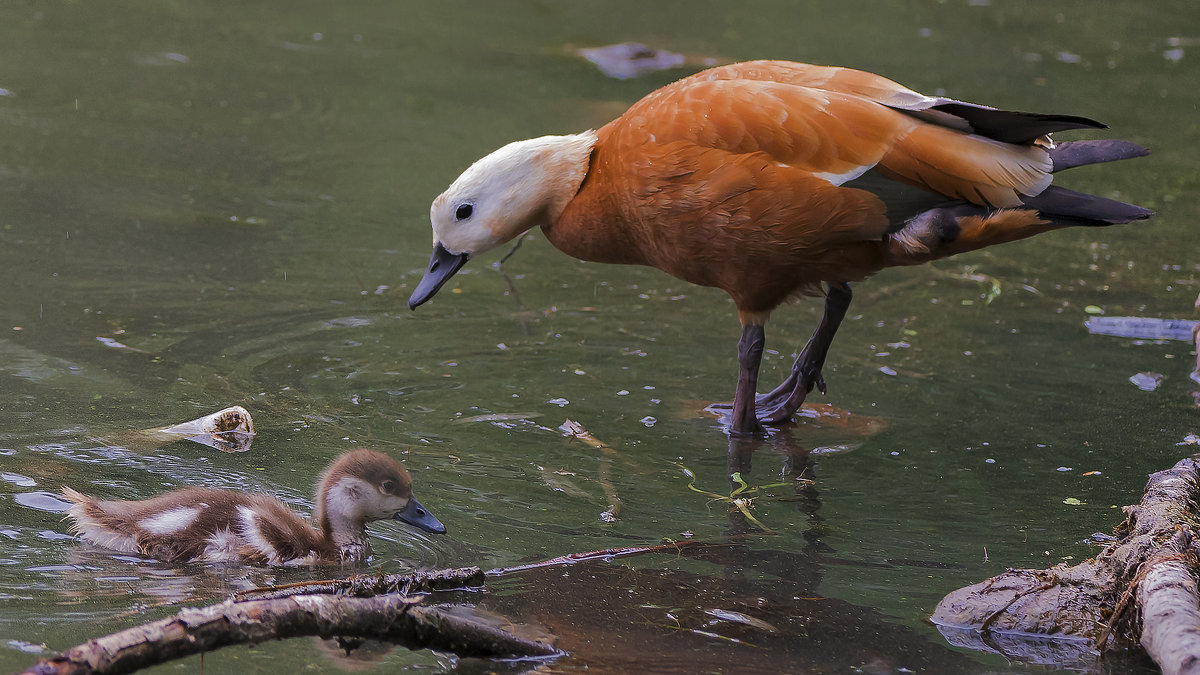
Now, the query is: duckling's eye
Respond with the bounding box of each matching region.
[380,479,397,494]
[454,203,474,221]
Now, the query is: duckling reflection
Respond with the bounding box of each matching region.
[64,449,445,564]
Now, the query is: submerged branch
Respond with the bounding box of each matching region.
[487,540,710,576]
[561,419,623,522]
[233,566,485,602]
[20,541,725,674]
[21,593,560,675]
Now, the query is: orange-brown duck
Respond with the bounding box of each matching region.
[409,61,1151,434]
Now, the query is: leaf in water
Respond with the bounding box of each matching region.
[1063,497,1084,506]
[95,336,146,352]
[730,497,774,533]
[730,472,750,496]
[704,608,779,633]
[678,463,723,500]
[1084,305,1104,315]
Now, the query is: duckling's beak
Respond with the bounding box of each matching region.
[408,243,469,310]
[394,497,447,534]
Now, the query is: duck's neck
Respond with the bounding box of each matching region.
[543,128,647,266]
[316,478,370,560]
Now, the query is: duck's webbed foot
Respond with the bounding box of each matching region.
[758,282,853,425]
[717,283,851,434]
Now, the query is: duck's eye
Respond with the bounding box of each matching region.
[454,203,474,221]
[380,479,396,494]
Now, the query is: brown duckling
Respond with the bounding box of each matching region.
[63,449,445,564]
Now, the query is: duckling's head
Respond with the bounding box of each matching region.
[409,132,598,309]
[316,449,446,541]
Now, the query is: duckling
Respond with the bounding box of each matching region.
[62,449,446,564]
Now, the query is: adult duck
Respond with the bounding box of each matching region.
[408,61,1151,434]
[63,449,445,564]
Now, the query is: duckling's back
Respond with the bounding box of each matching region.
[63,486,328,564]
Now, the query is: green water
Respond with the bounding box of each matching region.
[0,1,1196,672]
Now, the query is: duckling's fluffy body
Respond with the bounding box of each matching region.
[63,449,444,565]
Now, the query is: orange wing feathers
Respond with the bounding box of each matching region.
[546,60,1146,312]
[620,68,1055,206]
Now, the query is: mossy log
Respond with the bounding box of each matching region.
[932,456,1200,673]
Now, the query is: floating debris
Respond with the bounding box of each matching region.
[704,608,778,633]
[1129,372,1164,392]
[1085,317,1197,341]
[7,639,45,655]
[146,405,256,453]
[134,52,189,67]
[95,336,147,353]
[454,412,541,424]
[578,43,685,79]
[576,42,720,80]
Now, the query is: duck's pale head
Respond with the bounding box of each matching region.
[408,132,597,309]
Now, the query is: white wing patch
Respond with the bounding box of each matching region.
[812,163,874,186]
[237,505,279,563]
[139,506,201,535]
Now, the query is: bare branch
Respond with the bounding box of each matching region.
[21,593,561,675]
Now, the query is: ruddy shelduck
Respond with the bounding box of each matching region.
[409,61,1151,434]
[64,449,446,564]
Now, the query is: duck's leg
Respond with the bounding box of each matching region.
[759,282,853,424]
[730,323,767,435]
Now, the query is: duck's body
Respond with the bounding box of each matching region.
[64,449,446,564]
[409,61,1152,434]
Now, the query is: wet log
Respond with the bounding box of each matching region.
[233,565,485,601]
[931,456,1200,672]
[20,592,562,675]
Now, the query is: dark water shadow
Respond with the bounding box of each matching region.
[424,432,981,673]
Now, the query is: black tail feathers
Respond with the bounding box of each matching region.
[1019,139,1153,226]
[1020,186,1153,226]
[1049,139,1151,173]
[931,103,1107,145]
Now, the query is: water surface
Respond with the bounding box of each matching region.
[0,1,1197,672]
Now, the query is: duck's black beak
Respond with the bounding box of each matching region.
[408,243,469,310]
[394,496,447,534]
